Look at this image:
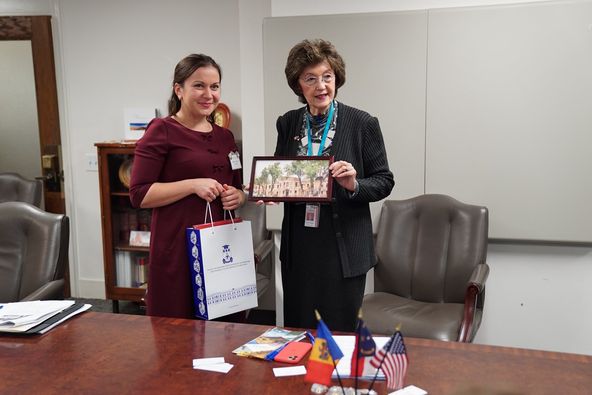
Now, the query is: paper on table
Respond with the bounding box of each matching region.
[34,304,91,335]
[192,356,233,373]
[390,385,428,395]
[193,357,225,367]
[0,300,74,328]
[273,366,307,377]
[193,363,234,373]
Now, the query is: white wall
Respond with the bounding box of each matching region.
[57,0,242,296]
[268,0,592,356]
[1,0,590,356]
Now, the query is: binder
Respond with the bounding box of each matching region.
[8,303,90,335]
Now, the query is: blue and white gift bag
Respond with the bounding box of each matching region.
[186,210,258,320]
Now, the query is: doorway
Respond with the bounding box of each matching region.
[0,15,65,213]
[0,15,69,295]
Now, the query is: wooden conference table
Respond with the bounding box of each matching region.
[0,312,590,394]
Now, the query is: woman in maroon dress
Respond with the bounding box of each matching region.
[129,54,246,318]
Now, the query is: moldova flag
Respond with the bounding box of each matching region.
[304,318,344,386]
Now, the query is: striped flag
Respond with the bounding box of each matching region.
[350,316,376,377]
[305,318,344,386]
[369,330,408,390]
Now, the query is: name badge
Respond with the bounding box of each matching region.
[300,135,309,147]
[228,151,242,170]
[304,203,320,228]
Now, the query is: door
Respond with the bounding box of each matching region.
[0,15,65,213]
[0,15,69,295]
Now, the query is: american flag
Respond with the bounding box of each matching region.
[369,330,408,390]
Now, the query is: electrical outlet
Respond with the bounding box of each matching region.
[85,153,98,172]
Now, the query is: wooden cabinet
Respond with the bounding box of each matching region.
[96,141,149,313]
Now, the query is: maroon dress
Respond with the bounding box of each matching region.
[129,117,242,318]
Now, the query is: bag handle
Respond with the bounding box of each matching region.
[204,202,215,228]
[204,202,235,228]
[223,209,235,225]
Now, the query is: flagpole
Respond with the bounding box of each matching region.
[368,325,401,393]
[315,310,346,395]
[353,309,362,393]
[367,334,391,393]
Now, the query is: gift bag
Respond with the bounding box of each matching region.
[186,206,258,320]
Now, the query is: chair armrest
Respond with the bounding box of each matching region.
[254,239,273,265]
[458,263,490,342]
[467,263,490,293]
[20,279,65,301]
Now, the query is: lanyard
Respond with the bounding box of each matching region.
[305,101,334,156]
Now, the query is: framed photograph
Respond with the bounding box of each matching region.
[248,156,334,202]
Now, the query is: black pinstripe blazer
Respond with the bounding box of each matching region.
[274,102,395,277]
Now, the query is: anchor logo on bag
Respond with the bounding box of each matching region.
[222,244,233,264]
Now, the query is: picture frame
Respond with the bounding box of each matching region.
[248,156,334,202]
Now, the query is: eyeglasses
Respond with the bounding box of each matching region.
[300,73,335,87]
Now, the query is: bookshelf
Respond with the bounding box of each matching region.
[96,141,149,313]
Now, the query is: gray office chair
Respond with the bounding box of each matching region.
[0,201,69,302]
[362,194,489,342]
[0,172,43,207]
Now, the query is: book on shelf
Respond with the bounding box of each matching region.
[116,251,133,287]
[232,327,307,360]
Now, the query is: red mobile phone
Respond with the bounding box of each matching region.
[274,342,312,364]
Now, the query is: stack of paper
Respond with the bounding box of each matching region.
[0,300,90,335]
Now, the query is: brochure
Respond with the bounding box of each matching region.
[232,327,306,360]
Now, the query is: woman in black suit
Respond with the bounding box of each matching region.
[275,38,394,331]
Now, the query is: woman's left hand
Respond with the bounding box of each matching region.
[221,184,246,211]
[329,160,357,192]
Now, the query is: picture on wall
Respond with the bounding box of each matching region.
[248,156,334,202]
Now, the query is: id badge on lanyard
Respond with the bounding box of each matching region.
[303,101,334,229]
[304,203,320,228]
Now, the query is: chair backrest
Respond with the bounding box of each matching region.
[0,172,43,207]
[0,202,69,302]
[374,194,488,304]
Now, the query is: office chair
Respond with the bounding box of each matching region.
[0,201,69,302]
[362,194,489,342]
[0,172,43,208]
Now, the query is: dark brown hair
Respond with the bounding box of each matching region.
[168,54,222,116]
[284,39,346,103]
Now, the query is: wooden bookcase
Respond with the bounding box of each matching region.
[96,141,149,313]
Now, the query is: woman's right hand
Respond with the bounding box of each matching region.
[194,178,225,202]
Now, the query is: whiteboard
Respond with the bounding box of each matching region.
[262,0,592,242]
[425,0,592,242]
[262,11,428,230]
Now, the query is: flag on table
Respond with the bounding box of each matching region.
[369,330,408,390]
[350,315,376,377]
[304,318,344,386]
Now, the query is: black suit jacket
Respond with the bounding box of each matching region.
[275,102,395,277]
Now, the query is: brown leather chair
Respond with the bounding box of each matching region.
[0,202,69,302]
[362,194,489,342]
[0,172,43,207]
